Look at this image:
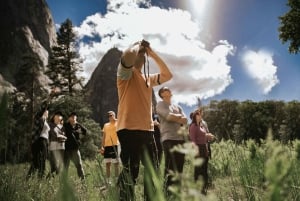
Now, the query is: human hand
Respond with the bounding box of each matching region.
[206,133,215,141]
[141,39,150,48]
[153,120,160,126]
[99,147,104,155]
[57,134,67,142]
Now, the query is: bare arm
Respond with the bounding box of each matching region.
[118,40,173,83]
[146,47,172,84]
[166,113,187,125]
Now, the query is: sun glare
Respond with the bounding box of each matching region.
[186,0,211,21]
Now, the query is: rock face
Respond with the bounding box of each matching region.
[0,0,56,93]
[0,0,157,127]
[85,48,122,127]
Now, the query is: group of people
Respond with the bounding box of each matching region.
[27,102,87,180]
[115,39,215,201]
[27,39,214,200]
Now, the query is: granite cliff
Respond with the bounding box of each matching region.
[0,0,56,94]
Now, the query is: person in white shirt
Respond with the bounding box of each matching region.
[48,111,66,176]
[27,102,50,179]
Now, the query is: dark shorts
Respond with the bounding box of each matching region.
[104,145,118,159]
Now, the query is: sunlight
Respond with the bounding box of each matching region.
[185,0,211,21]
[178,0,216,43]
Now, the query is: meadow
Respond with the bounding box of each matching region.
[1,134,300,201]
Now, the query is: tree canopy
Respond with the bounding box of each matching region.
[46,18,84,95]
[279,0,300,54]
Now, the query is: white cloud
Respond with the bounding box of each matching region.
[241,49,279,94]
[74,0,234,105]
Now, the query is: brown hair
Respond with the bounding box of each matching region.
[191,111,201,125]
[158,86,171,98]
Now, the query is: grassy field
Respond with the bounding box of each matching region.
[1,136,300,201]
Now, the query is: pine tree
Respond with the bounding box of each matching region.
[46,18,84,95]
[16,53,47,129]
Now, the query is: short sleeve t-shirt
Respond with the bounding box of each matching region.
[156,101,186,142]
[102,121,119,146]
[117,66,160,131]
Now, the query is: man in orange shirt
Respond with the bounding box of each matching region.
[117,39,172,201]
[102,111,119,185]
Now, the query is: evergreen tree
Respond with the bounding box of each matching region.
[15,53,47,130]
[46,18,84,95]
[278,0,300,54]
[5,92,31,163]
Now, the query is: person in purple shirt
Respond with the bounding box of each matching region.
[189,109,214,195]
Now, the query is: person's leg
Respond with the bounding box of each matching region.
[162,140,185,197]
[112,146,119,177]
[200,157,209,194]
[142,132,157,201]
[58,149,65,174]
[111,145,119,179]
[117,130,141,201]
[162,140,175,195]
[38,138,48,178]
[48,150,57,176]
[71,149,85,180]
[64,150,71,173]
[104,146,115,183]
[194,157,201,181]
[154,130,163,167]
[51,149,64,174]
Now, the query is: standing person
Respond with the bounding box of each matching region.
[116,39,172,201]
[189,109,214,195]
[27,102,50,179]
[101,111,119,185]
[48,111,67,177]
[156,86,188,197]
[64,112,87,180]
[189,110,212,159]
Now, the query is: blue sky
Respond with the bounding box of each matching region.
[46,0,300,107]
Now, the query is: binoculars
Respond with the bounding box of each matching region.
[141,39,150,48]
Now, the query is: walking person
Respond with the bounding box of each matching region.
[64,112,87,180]
[48,111,67,177]
[101,111,119,185]
[189,109,214,194]
[156,86,188,198]
[27,102,50,179]
[116,39,172,201]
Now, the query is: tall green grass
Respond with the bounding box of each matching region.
[1,138,300,201]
